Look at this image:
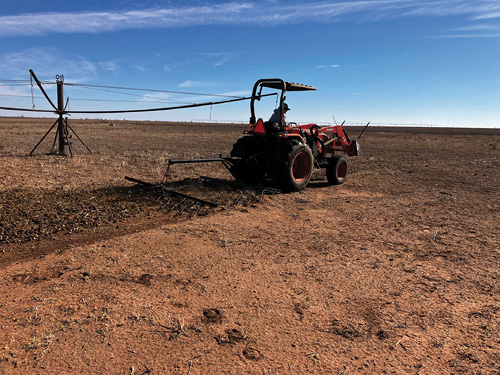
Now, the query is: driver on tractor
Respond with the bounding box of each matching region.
[269,102,290,124]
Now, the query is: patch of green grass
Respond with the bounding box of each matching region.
[46,146,59,155]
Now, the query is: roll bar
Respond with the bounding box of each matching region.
[249,78,316,126]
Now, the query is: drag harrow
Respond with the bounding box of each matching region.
[124,175,280,219]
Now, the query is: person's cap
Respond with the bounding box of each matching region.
[283,103,290,111]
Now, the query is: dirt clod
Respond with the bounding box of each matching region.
[203,308,222,323]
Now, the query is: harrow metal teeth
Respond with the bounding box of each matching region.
[127,176,281,217]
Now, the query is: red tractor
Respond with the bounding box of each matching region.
[228,78,360,191]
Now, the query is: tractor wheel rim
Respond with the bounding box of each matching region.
[292,152,311,182]
[337,160,347,178]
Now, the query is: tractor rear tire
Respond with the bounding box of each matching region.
[326,155,348,185]
[229,136,263,184]
[272,141,313,192]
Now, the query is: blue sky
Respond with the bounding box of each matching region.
[0,0,499,127]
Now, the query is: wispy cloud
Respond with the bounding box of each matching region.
[99,61,119,71]
[473,11,500,20]
[316,64,341,69]
[0,1,498,37]
[438,23,500,38]
[0,48,99,81]
[219,90,250,97]
[137,92,176,104]
[178,80,211,88]
[169,89,251,105]
[214,56,233,67]
[407,0,500,19]
[0,3,253,36]
[196,52,240,67]
[0,83,31,98]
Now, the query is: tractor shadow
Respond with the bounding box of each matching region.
[306,180,332,189]
[306,174,332,189]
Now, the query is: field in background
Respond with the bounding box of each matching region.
[1,117,499,374]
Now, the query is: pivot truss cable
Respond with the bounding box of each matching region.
[0,74,277,115]
[0,105,54,113]
[71,85,196,105]
[65,82,245,99]
[0,92,276,116]
[0,94,276,114]
[65,94,276,115]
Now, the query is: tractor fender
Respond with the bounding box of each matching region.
[277,133,306,144]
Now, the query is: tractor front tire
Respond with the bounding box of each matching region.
[273,141,313,192]
[326,155,348,185]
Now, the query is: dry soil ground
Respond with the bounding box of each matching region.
[0,118,499,374]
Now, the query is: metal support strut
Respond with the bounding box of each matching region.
[29,71,92,156]
[163,156,240,182]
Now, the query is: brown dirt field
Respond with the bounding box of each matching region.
[0,117,499,374]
